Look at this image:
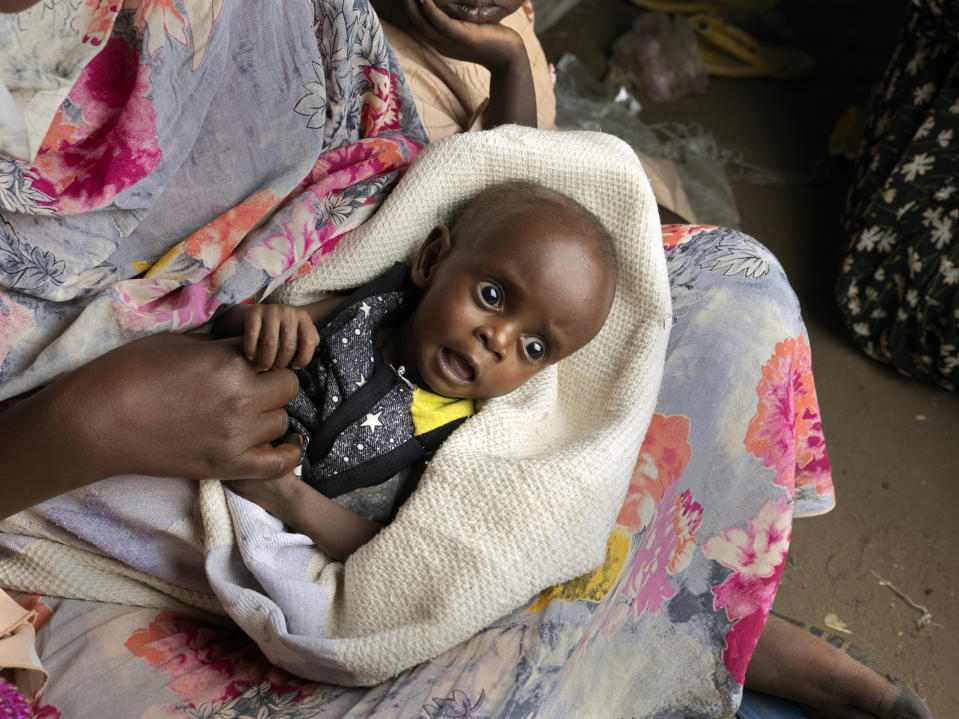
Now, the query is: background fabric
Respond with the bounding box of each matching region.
[8,226,833,718]
[0,0,425,400]
[837,0,959,388]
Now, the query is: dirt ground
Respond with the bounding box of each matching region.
[539,1,958,716]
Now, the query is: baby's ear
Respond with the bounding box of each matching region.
[411,225,452,289]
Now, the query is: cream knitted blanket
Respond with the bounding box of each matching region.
[254,125,671,681]
[0,126,670,685]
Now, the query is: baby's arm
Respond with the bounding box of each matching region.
[213,297,342,371]
[225,475,383,561]
[397,0,536,128]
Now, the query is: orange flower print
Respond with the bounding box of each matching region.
[661,224,718,251]
[79,0,121,47]
[180,190,279,270]
[617,413,693,531]
[127,0,188,57]
[744,336,832,498]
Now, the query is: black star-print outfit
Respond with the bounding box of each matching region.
[286,263,474,522]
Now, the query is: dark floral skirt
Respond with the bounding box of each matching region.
[838,0,959,389]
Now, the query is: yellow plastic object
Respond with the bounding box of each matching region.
[691,13,814,79]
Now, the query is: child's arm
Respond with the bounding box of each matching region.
[213,297,342,371]
[396,0,536,129]
[225,474,383,561]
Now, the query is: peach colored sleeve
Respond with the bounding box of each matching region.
[0,590,47,701]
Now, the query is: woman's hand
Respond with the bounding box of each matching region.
[399,0,525,71]
[61,332,303,481]
[397,0,537,128]
[0,332,303,518]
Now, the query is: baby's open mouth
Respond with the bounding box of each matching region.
[438,347,475,383]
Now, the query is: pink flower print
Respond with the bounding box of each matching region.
[702,496,792,683]
[625,483,704,620]
[568,482,703,670]
[744,336,832,498]
[247,195,327,279]
[112,278,226,332]
[0,291,36,371]
[33,36,162,214]
[124,611,317,709]
[617,413,692,532]
[301,135,422,195]
[361,67,402,136]
[669,488,703,574]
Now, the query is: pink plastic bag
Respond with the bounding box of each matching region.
[608,11,708,103]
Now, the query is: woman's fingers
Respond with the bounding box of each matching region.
[249,363,300,408]
[401,0,446,45]
[229,442,302,480]
[248,406,294,449]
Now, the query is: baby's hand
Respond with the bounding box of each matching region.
[244,304,320,371]
[401,0,525,71]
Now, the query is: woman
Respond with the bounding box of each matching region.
[0,1,932,717]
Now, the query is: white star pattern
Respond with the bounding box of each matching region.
[361,412,383,433]
[356,374,367,387]
[359,301,371,316]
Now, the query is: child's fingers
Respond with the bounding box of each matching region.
[244,311,262,362]
[255,311,281,370]
[291,317,320,370]
[273,320,300,370]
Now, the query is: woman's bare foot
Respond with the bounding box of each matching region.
[744,613,933,719]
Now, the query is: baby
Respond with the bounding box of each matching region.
[215,181,617,559]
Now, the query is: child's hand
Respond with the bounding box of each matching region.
[400,0,525,72]
[244,304,320,371]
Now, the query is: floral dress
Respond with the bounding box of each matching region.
[838,0,959,388]
[0,1,834,716]
[8,225,834,719]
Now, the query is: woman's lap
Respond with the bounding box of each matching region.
[18,225,833,719]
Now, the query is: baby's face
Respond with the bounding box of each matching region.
[407,202,614,400]
[433,0,525,24]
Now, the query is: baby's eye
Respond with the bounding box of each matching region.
[478,280,503,308]
[523,336,547,361]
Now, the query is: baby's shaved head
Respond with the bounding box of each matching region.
[452,181,618,284]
